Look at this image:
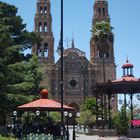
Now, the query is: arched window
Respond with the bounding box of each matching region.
[39,22,42,32]
[40,6,43,14]
[37,43,42,57]
[44,6,47,14]
[98,7,101,15]
[105,53,109,58]
[44,22,47,32]
[44,43,48,57]
[102,8,105,15]
[97,50,102,58]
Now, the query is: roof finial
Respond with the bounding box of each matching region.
[71,31,75,48]
[126,55,129,63]
[71,38,75,48]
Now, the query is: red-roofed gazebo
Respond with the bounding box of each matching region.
[17,89,74,111]
[95,60,140,129]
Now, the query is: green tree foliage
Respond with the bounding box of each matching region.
[49,112,61,123]
[81,98,96,113]
[113,106,129,136]
[91,21,113,55]
[77,110,95,130]
[0,135,16,140]
[0,2,42,125]
[77,98,96,129]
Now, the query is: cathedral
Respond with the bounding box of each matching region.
[32,0,117,111]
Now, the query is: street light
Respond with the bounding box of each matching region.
[72,112,80,140]
[64,111,69,140]
[13,111,17,136]
[136,94,140,101]
[60,0,64,139]
[96,97,101,129]
[36,110,40,116]
[36,110,40,133]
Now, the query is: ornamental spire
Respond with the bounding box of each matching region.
[71,38,75,48]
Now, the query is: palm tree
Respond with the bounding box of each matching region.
[91,21,114,128]
[91,21,113,56]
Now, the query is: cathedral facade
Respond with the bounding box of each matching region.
[32,0,117,111]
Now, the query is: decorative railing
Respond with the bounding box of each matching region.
[27,133,53,140]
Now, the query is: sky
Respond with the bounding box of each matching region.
[1,0,140,79]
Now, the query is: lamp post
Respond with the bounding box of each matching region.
[108,93,111,129]
[60,0,64,139]
[130,93,134,129]
[64,111,69,140]
[13,111,17,136]
[96,97,101,129]
[72,112,80,140]
[136,94,140,101]
[36,110,40,133]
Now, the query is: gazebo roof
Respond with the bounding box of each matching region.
[112,76,140,83]
[95,59,140,94]
[122,63,134,68]
[96,78,140,94]
[17,89,74,111]
[122,59,134,68]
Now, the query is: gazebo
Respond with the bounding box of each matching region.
[17,89,74,111]
[95,60,140,129]
[15,89,74,138]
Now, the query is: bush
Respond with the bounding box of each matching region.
[113,106,129,136]
[0,135,16,140]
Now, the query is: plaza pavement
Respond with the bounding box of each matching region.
[68,128,140,140]
[69,127,140,140]
[75,134,140,140]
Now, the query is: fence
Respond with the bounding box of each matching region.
[26,133,53,140]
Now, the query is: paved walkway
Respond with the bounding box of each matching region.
[75,134,140,140]
[68,127,140,140]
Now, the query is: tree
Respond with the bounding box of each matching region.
[91,21,113,57]
[0,2,42,125]
[77,110,95,131]
[81,98,96,114]
[0,1,41,93]
[77,98,96,131]
[113,106,129,136]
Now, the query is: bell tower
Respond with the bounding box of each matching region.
[32,0,54,64]
[92,0,110,25]
[90,0,116,82]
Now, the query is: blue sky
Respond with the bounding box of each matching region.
[1,0,140,79]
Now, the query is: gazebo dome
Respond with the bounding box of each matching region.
[40,89,48,99]
[121,59,134,77]
[122,63,134,68]
[122,59,134,68]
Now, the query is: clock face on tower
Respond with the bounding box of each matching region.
[69,79,77,87]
